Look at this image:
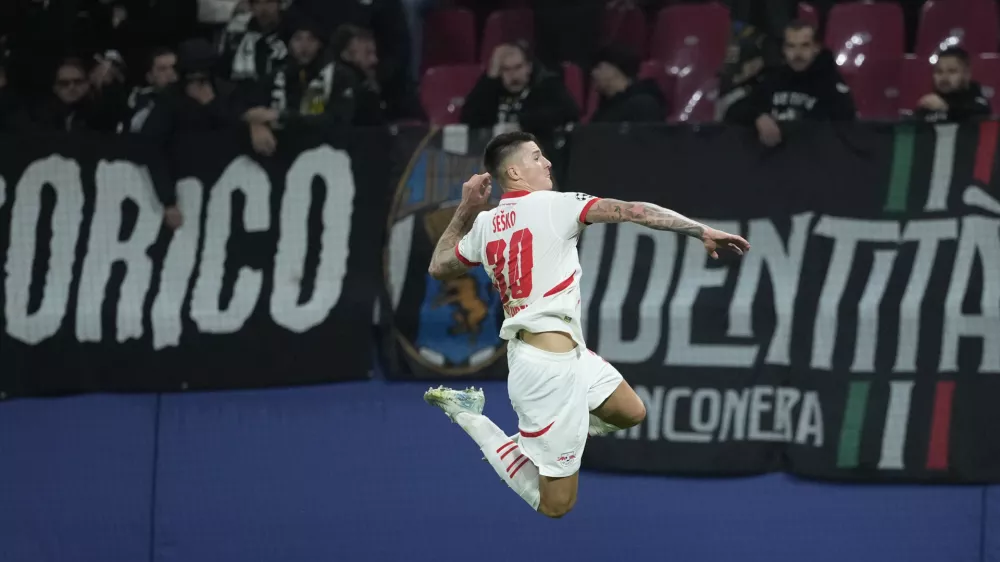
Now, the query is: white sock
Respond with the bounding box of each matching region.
[588,414,625,437]
[455,411,540,510]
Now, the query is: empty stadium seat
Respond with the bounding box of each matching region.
[972,53,1000,116]
[419,64,483,125]
[602,7,648,59]
[825,2,905,69]
[562,61,585,113]
[480,9,534,64]
[421,9,477,74]
[898,54,933,113]
[650,2,730,122]
[915,0,1000,59]
[843,58,902,119]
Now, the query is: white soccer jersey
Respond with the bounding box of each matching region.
[455,190,600,348]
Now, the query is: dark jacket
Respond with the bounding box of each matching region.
[590,78,666,123]
[916,82,993,123]
[339,60,425,126]
[265,58,357,128]
[460,65,579,133]
[719,72,766,124]
[30,95,118,133]
[746,50,856,122]
[218,13,288,83]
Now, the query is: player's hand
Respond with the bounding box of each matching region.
[702,227,750,260]
[164,206,183,230]
[460,173,492,208]
[755,114,782,147]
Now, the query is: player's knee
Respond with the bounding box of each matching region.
[538,495,576,519]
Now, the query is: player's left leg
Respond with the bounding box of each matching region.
[582,350,646,436]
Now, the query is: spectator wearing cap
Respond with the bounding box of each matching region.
[914,47,992,123]
[31,57,116,132]
[589,44,666,123]
[119,47,179,133]
[219,0,287,83]
[242,18,358,156]
[332,23,424,125]
[461,42,579,136]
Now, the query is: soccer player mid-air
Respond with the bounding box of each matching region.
[424,132,751,518]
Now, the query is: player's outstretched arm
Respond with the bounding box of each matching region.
[428,173,493,280]
[585,198,751,259]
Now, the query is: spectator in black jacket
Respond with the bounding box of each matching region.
[915,47,992,122]
[218,0,287,83]
[332,23,424,125]
[718,28,767,123]
[461,43,579,136]
[745,21,855,147]
[589,44,665,123]
[118,47,178,133]
[242,19,357,156]
[32,57,117,132]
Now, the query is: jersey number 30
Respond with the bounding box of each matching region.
[485,228,533,304]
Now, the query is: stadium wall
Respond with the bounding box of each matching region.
[1,377,996,562]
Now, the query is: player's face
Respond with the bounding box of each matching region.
[933,56,969,94]
[511,141,553,190]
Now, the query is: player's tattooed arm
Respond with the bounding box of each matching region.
[585,198,706,237]
[585,198,751,259]
[428,206,478,280]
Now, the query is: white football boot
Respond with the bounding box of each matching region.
[423,386,486,421]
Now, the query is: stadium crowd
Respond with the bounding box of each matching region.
[0,0,992,151]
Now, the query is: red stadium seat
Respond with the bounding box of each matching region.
[825,2,905,70]
[480,9,535,65]
[562,62,585,113]
[421,9,477,74]
[602,7,648,59]
[420,64,483,126]
[797,2,820,32]
[898,54,933,114]
[843,58,902,120]
[972,53,1000,116]
[915,0,1000,59]
[650,2,730,122]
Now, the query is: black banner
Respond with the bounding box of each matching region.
[570,122,1000,482]
[0,129,391,397]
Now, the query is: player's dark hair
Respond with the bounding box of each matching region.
[483,131,538,185]
[938,46,971,66]
[784,19,819,42]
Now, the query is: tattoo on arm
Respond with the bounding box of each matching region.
[428,206,477,279]
[585,198,706,238]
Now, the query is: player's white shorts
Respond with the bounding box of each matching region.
[506,337,624,478]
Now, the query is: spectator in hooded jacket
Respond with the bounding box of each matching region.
[915,47,992,123]
[461,42,579,135]
[746,20,855,147]
[589,44,666,123]
[332,23,424,125]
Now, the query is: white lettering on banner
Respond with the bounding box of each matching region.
[810,218,900,370]
[940,216,1000,372]
[272,146,354,332]
[597,225,676,363]
[5,156,84,344]
[151,178,204,349]
[190,156,270,334]
[577,223,607,337]
[850,248,897,372]
[623,385,824,445]
[76,162,161,343]
[894,220,959,372]
[667,221,757,367]
[878,380,914,470]
[727,213,813,365]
